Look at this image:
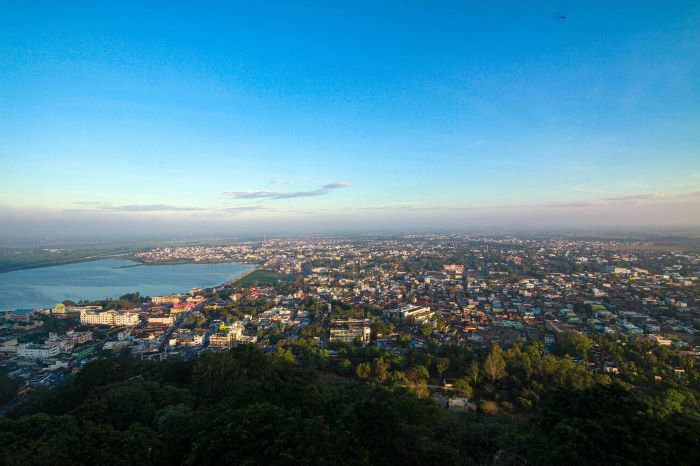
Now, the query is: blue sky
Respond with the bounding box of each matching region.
[1,1,699,237]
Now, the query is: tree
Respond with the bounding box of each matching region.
[660,388,687,415]
[390,370,406,385]
[0,367,20,404]
[374,322,394,336]
[484,345,507,384]
[434,358,450,380]
[372,357,391,382]
[469,360,480,386]
[453,378,473,398]
[529,384,678,466]
[337,359,352,375]
[356,362,371,379]
[555,331,593,360]
[274,347,296,365]
[480,400,499,414]
[405,365,430,385]
[522,353,534,381]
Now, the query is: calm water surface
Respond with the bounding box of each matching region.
[0,258,254,311]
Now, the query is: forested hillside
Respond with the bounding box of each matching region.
[1,346,698,466]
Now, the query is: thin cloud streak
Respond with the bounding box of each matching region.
[223,182,351,200]
[68,202,206,212]
[221,206,269,214]
[601,193,665,202]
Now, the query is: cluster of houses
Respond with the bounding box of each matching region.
[2,235,698,406]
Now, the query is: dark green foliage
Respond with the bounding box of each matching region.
[553,331,593,360]
[1,346,699,466]
[0,368,20,405]
[527,384,700,466]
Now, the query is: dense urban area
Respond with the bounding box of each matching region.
[1,235,699,465]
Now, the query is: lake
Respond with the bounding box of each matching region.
[0,258,254,311]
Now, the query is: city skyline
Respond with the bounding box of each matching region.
[1,1,699,238]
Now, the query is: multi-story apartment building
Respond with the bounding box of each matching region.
[148,315,176,326]
[44,331,93,352]
[209,322,246,348]
[80,309,140,326]
[17,344,60,359]
[329,318,372,345]
[151,296,183,305]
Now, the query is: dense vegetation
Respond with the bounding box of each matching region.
[2,345,699,466]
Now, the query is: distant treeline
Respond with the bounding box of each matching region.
[0,245,146,273]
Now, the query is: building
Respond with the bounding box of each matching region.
[80,309,140,326]
[444,264,465,274]
[3,309,38,322]
[148,315,176,326]
[329,319,372,345]
[209,322,248,348]
[151,295,183,305]
[186,296,206,304]
[387,305,434,323]
[44,331,93,352]
[17,344,60,359]
[0,338,18,354]
[170,330,207,347]
[114,312,141,326]
[648,334,673,346]
[208,332,231,348]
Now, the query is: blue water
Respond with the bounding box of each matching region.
[0,259,254,311]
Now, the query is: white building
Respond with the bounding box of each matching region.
[386,305,434,323]
[81,309,140,326]
[171,330,207,347]
[114,312,140,326]
[17,344,60,359]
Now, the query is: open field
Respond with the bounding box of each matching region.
[234,269,296,286]
[599,243,690,252]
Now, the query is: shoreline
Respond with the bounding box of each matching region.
[225,266,261,285]
[0,256,260,274]
[0,254,131,274]
[119,259,259,268]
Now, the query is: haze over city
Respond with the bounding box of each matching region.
[1,1,699,240]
